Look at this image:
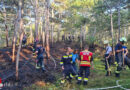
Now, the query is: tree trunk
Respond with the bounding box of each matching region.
[5,25,8,47]
[57,26,60,42]
[29,10,33,44]
[118,7,121,39]
[110,11,115,63]
[83,26,86,42]
[51,24,54,46]
[30,26,33,44]
[3,0,9,47]
[57,13,61,42]
[51,8,54,46]
[45,0,50,58]
[35,0,38,40]
[16,32,23,80]
[126,24,128,37]
[110,11,114,50]
[12,13,19,62]
[16,0,24,80]
[12,34,16,62]
[4,14,8,47]
[80,26,83,50]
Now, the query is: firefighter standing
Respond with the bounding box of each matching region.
[77,45,94,85]
[122,41,130,68]
[72,49,79,74]
[115,37,127,77]
[60,47,77,83]
[35,43,46,72]
[104,40,112,76]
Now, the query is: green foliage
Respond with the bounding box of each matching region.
[70,0,96,8]
[127,34,130,41]
[86,36,96,46]
[24,55,130,90]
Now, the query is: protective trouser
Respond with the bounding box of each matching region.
[115,64,122,77]
[105,54,112,76]
[36,57,45,71]
[77,67,90,85]
[22,39,26,45]
[124,56,130,68]
[115,52,123,77]
[105,54,111,70]
[72,63,78,74]
[116,52,123,65]
[63,64,77,81]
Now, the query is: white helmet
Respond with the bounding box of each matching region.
[119,37,127,42]
[104,40,109,44]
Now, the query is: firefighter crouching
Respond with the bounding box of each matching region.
[60,47,77,83]
[77,45,94,85]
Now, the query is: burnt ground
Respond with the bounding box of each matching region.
[0,42,80,90]
[0,45,58,90]
[0,42,129,90]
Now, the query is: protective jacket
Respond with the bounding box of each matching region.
[79,50,93,67]
[60,54,73,66]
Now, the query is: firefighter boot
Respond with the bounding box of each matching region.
[106,71,111,76]
[83,81,88,85]
[77,81,81,85]
[115,72,120,77]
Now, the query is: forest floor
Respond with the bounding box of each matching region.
[0,41,130,90]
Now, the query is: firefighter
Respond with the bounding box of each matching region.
[33,38,39,56]
[77,45,94,85]
[72,49,79,74]
[115,37,127,77]
[122,39,130,68]
[35,43,46,72]
[104,40,112,76]
[22,34,27,47]
[60,47,77,83]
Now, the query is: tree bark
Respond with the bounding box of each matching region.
[16,0,24,80]
[45,0,50,58]
[51,24,54,46]
[110,12,114,49]
[51,8,54,46]
[110,10,115,63]
[35,0,38,40]
[118,7,121,39]
[16,32,23,80]
[42,6,45,47]
[12,13,19,62]
[80,26,83,50]
[3,5,9,47]
[5,25,8,47]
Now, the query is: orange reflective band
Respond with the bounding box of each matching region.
[80,61,90,65]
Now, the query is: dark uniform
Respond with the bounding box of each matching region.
[115,43,123,64]
[60,54,77,81]
[36,46,46,71]
[77,50,93,85]
[33,39,38,55]
[122,46,130,68]
[115,43,123,77]
[22,35,27,46]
